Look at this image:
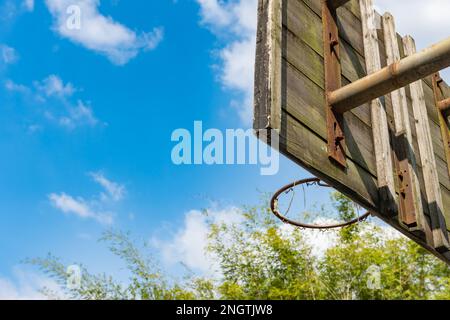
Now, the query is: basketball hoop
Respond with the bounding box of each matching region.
[270,178,371,230]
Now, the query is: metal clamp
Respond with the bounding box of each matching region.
[395,158,417,228]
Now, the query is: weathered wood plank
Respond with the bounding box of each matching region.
[267,0,282,130]
[254,0,282,130]
[403,36,450,252]
[327,0,351,10]
[284,54,450,193]
[283,58,377,175]
[287,58,444,170]
[302,0,442,124]
[382,12,425,231]
[382,13,408,135]
[295,0,365,62]
[303,0,364,56]
[297,0,441,119]
[359,0,396,214]
[284,0,447,163]
[254,0,271,130]
[432,73,450,180]
[283,12,450,191]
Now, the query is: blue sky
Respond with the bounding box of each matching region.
[0,0,449,298]
[0,0,311,297]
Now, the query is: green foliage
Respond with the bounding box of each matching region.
[29,193,450,300]
[28,231,214,300]
[331,192,359,241]
[207,204,322,300]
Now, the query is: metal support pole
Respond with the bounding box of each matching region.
[329,36,450,113]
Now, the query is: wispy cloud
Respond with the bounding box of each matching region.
[34,74,76,99]
[49,192,114,225]
[44,0,164,65]
[196,0,257,125]
[0,44,19,65]
[5,74,100,130]
[48,172,126,225]
[90,171,125,202]
[5,79,28,93]
[58,100,98,129]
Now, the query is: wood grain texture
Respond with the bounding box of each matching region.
[433,73,450,179]
[254,0,282,131]
[382,13,408,135]
[382,13,426,232]
[403,36,450,252]
[359,0,396,214]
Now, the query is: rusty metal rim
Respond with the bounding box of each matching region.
[270,178,371,230]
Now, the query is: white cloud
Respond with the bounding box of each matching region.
[5,79,29,93]
[196,0,257,125]
[221,39,256,122]
[0,44,19,65]
[49,193,93,219]
[153,207,242,275]
[59,100,98,129]
[35,74,75,98]
[0,267,62,300]
[89,171,125,202]
[45,0,164,65]
[49,193,114,225]
[196,0,232,28]
[220,39,255,94]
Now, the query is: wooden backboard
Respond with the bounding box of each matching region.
[254,0,450,264]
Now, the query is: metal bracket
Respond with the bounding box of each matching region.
[323,0,346,169]
[393,135,418,228]
[432,73,450,178]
